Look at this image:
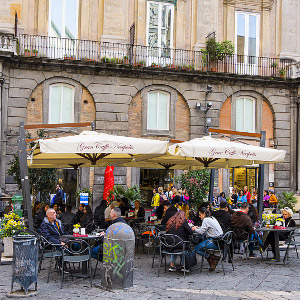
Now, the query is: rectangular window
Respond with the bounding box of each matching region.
[147,92,170,130]
[49,0,79,39]
[147,1,174,64]
[236,98,255,133]
[49,85,74,124]
[235,12,260,66]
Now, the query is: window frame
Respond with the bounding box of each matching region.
[48,0,79,39]
[235,11,260,59]
[147,91,170,130]
[48,83,75,124]
[141,85,177,137]
[235,97,256,133]
[146,1,174,49]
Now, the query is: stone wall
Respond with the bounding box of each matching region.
[1,58,295,202]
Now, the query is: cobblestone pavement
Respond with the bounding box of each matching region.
[1,246,300,300]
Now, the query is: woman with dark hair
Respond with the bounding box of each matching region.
[166,210,193,272]
[80,205,94,227]
[75,203,85,224]
[32,201,41,218]
[119,197,132,216]
[248,203,259,225]
[192,207,223,271]
[33,203,49,230]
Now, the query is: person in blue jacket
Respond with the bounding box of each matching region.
[40,208,65,245]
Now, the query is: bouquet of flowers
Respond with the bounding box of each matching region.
[73,224,81,229]
[0,212,26,238]
[262,213,280,225]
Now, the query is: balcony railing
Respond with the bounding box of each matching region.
[7,34,293,79]
[0,35,17,53]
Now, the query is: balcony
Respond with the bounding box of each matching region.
[0,34,298,79]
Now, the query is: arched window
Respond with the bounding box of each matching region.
[49,84,75,124]
[235,97,255,132]
[147,91,170,130]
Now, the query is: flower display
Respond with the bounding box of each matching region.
[0,212,26,238]
[262,214,280,225]
[73,224,81,228]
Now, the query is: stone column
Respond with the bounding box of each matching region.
[101,0,128,43]
[194,0,219,51]
[280,0,300,60]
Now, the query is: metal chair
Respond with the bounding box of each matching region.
[60,239,92,288]
[157,233,189,278]
[200,231,235,275]
[232,228,263,260]
[38,236,63,283]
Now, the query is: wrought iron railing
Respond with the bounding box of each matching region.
[12,34,294,78]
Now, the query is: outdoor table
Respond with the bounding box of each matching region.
[255,227,296,264]
[62,234,104,276]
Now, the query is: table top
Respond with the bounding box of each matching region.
[62,234,103,240]
[139,222,165,227]
[255,227,296,232]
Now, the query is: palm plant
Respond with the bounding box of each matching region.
[277,191,298,211]
[108,185,143,206]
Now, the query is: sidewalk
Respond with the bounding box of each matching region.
[1,244,300,300]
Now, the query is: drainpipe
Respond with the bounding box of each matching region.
[296,98,299,191]
[0,61,4,191]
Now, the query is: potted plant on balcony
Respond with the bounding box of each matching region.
[279,68,286,78]
[101,57,110,63]
[201,38,234,72]
[123,55,129,64]
[64,54,76,60]
[24,49,38,56]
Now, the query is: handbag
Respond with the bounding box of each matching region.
[184,249,197,269]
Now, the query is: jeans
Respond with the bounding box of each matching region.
[195,239,218,259]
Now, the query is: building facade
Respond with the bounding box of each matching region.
[0,0,300,206]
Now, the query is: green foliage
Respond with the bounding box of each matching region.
[277,191,297,211]
[75,188,93,201]
[108,185,143,207]
[8,154,58,203]
[175,170,210,206]
[202,38,234,63]
[279,69,286,76]
[7,130,57,203]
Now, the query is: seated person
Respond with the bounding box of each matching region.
[247,203,259,225]
[231,202,260,258]
[40,208,65,245]
[119,197,132,216]
[161,201,177,225]
[134,200,145,221]
[75,204,85,224]
[263,207,296,260]
[212,201,231,232]
[34,203,49,230]
[59,205,76,234]
[166,211,193,272]
[156,200,169,220]
[237,190,247,207]
[94,200,107,226]
[79,205,94,228]
[104,201,119,222]
[192,208,223,271]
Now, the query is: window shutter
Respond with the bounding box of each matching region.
[62,86,74,123]
[158,92,169,130]
[236,98,244,131]
[147,92,158,129]
[244,98,254,132]
[50,86,61,124]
